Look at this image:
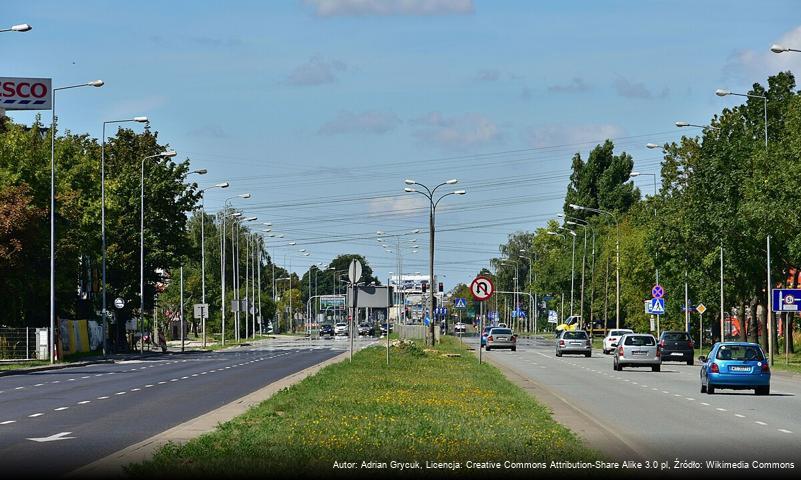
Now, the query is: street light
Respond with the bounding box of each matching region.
[197,181,228,346]
[403,179,466,344]
[140,150,177,355]
[569,203,621,329]
[771,43,801,53]
[715,88,768,148]
[99,115,149,356]
[48,79,105,363]
[1,23,32,33]
[220,193,250,346]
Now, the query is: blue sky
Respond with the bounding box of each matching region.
[4,0,801,288]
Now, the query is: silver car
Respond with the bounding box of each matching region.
[556,330,592,357]
[485,328,516,351]
[613,333,661,372]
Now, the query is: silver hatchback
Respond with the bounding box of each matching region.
[556,330,592,357]
[485,328,517,351]
[613,333,661,372]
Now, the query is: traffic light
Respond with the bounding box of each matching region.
[438,282,443,292]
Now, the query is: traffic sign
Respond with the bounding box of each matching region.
[547,310,558,324]
[348,259,363,284]
[193,303,209,319]
[646,298,665,315]
[696,303,707,314]
[113,297,125,309]
[470,276,495,301]
[651,284,664,299]
[772,289,801,312]
[453,297,467,309]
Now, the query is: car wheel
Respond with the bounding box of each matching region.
[687,358,694,366]
[511,346,517,352]
[555,351,562,357]
[707,385,715,395]
[755,386,770,396]
[652,365,661,372]
[486,346,491,351]
[585,352,591,358]
[701,383,707,393]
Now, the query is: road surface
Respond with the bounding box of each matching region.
[0,336,367,476]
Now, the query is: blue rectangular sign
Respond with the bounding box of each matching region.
[772,289,801,312]
[646,298,665,315]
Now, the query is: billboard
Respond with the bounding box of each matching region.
[1,77,52,110]
[320,295,346,309]
[389,274,434,293]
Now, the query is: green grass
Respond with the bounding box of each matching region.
[126,337,601,477]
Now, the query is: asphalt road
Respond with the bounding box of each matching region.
[0,336,368,476]
[476,335,801,466]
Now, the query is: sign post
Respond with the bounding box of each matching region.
[348,259,362,364]
[696,303,707,354]
[471,276,495,365]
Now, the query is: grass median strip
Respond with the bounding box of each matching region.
[126,337,601,476]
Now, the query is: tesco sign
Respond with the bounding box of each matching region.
[0,77,52,110]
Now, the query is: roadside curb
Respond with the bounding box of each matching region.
[68,349,351,478]
[0,359,114,377]
[476,347,652,461]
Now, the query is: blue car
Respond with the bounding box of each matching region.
[700,342,770,395]
[480,326,493,348]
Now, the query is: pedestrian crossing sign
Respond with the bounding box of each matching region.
[454,297,467,308]
[647,298,665,315]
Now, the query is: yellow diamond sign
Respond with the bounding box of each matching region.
[696,303,707,314]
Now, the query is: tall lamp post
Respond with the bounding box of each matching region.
[49,79,104,363]
[569,204,620,329]
[140,150,177,354]
[197,182,228,345]
[100,116,148,356]
[221,194,250,345]
[404,179,465,344]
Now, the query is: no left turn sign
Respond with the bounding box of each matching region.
[470,276,495,302]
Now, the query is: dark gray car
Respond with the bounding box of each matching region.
[556,330,591,357]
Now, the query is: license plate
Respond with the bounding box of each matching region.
[570,342,582,345]
[730,366,750,372]
[632,351,646,356]
[497,337,507,341]
[671,352,683,356]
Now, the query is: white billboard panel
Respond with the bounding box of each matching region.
[0,77,52,110]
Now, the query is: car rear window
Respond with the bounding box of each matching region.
[610,330,631,336]
[564,331,588,339]
[623,335,655,346]
[491,328,512,335]
[716,345,764,361]
[664,332,690,341]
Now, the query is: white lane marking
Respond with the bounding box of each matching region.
[131,388,141,392]
[34,383,45,387]
[685,398,695,401]
[95,374,103,377]
[170,379,178,382]
[735,414,745,418]
[191,374,198,377]
[662,391,669,394]
[15,386,25,390]
[778,429,793,434]
[145,384,154,388]
[716,408,727,412]
[700,402,710,406]
[158,381,167,385]
[27,432,75,442]
[54,407,69,411]
[631,382,638,385]
[68,378,76,381]
[78,401,91,405]
[29,413,45,418]
[81,376,90,379]
[1,420,17,425]
[97,396,109,400]
[51,381,60,384]
[200,372,208,375]
[755,421,768,426]
[181,376,189,380]
[115,391,126,395]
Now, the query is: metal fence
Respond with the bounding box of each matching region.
[0,327,44,360]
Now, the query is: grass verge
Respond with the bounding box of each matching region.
[126,337,601,477]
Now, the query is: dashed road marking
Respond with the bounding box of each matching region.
[778,429,793,434]
[735,414,745,418]
[115,391,126,395]
[755,421,767,426]
[29,413,44,418]
[1,420,16,425]
[97,396,109,400]
[716,408,727,412]
[54,407,69,411]
[700,402,710,406]
[78,401,91,405]
[15,387,24,390]
[145,384,154,388]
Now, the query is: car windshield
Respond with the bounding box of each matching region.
[564,331,588,339]
[336,323,346,327]
[491,328,512,335]
[716,345,764,361]
[610,330,631,336]
[623,335,655,346]
[663,332,690,341]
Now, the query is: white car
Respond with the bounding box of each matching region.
[454,322,467,333]
[602,329,634,354]
[334,322,349,336]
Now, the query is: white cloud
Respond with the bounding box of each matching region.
[318,110,401,135]
[614,77,668,99]
[285,56,349,86]
[412,112,502,150]
[723,25,801,81]
[368,195,427,217]
[304,0,474,16]
[521,123,626,148]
